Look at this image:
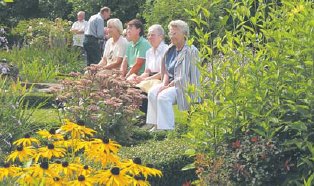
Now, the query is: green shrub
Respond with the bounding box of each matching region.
[11,18,72,48]
[185,0,313,185]
[0,79,47,161]
[119,138,197,186]
[0,46,84,83]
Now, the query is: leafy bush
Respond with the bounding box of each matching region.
[0,46,84,83]
[11,18,72,48]
[55,66,145,144]
[0,78,46,161]
[185,0,313,185]
[142,0,227,42]
[119,138,197,186]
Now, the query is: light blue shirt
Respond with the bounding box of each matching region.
[84,13,104,39]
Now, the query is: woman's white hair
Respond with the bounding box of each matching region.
[168,20,189,37]
[148,24,165,37]
[107,18,123,35]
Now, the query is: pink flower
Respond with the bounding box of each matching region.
[232,140,241,149]
[250,136,259,143]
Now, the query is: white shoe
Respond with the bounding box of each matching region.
[149,126,157,132]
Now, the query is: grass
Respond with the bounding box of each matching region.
[29,108,61,127]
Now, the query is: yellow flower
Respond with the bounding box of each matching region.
[0,163,21,181]
[90,137,121,155]
[6,146,36,162]
[94,167,131,186]
[13,134,40,147]
[45,176,67,186]
[122,158,162,179]
[53,137,80,149]
[35,144,66,162]
[49,161,63,175]
[37,128,64,140]
[73,139,92,153]
[84,146,120,167]
[68,174,95,186]
[17,172,38,185]
[78,165,94,176]
[25,162,56,179]
[59,161,81,177]
[131,175,150,186]
[60,119,95,139]
[291,5,304,14]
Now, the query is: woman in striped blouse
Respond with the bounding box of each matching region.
[146,20,201,131]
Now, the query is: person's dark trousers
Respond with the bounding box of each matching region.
[139,92,148,114]
[83,35,101,66]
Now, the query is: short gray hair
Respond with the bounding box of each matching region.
[168,20,189,37]
[148,24,165,36]
[77,11,85,17]
[107,18,123,35]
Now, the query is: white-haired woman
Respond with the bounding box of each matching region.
[146,20,201,130]
[98,18,128,70]
[128,24,168,85]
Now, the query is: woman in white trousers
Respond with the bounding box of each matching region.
[146,20,201,130]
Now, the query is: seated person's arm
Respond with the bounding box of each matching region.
[120,57,128,77]
[125,58,145,78]
[138,68,150,80]
[104,57,123,69]
[162,73,170,86]
[145,72,161,81]
[98,56,107,66]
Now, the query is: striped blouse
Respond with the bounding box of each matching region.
[161,43,201,111]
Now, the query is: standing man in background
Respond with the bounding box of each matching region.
[83,7,111,66]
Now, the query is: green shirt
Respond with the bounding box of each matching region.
[125,36,151,75]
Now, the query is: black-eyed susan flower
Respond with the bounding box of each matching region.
[13,134,40,147]
[122,158,162,179]
[90,137,121,155]
[85,147,120,167]
[131,174,150,186]
[49,160,63,175]
[60,119,95,139]
[59,161,81,177]
[17,172,37,185]
[6,146,36,162]
[68,174,95,186]
[53,135,80,149]
[94,167,131,186]
[37,128,63,141]
[78,165,94,176]
[45,176,67,186]
[0,163,21,181]
[35,144,66,162]
[26,161,56,178]
[73,139,92,153]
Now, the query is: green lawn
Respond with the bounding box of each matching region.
[29,108,61,127]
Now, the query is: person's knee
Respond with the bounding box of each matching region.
[157,94,170,103]
[148,91,156,101]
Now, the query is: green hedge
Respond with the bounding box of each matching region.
[119,138,197,186]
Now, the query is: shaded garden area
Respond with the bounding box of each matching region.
[0,0,313,185]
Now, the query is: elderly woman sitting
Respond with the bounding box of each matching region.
[146,20,201,131]
[128,24,168,92]
[97,18,128,70]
